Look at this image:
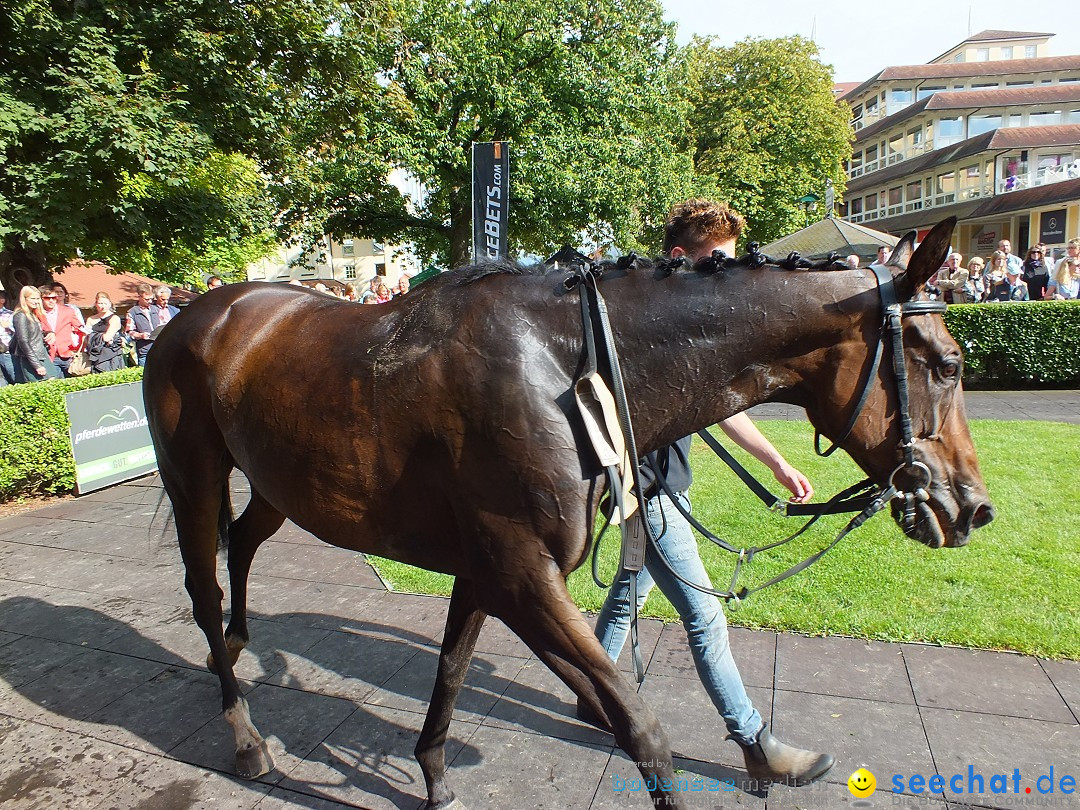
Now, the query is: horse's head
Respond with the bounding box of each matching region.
[804,218,994,548]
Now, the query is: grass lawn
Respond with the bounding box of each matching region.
[368,420,1080,660]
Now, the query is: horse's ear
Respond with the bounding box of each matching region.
[886,231,917,271]
[894,217,957,300]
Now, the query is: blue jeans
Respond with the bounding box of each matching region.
[594,491,763,745]
[0,352,14,385]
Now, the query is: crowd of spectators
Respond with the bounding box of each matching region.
[1,271,415,387]
[928,238,1080,303]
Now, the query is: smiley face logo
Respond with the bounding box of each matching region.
[848,767,876,798]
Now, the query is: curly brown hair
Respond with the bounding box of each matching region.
[662,199,745,256]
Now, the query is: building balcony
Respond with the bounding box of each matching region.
[997,161,1080,193]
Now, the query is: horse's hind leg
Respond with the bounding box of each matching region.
[167,473,275,779]
[212,487,286,673]
[491,568,681,809]
[416,578,486,810]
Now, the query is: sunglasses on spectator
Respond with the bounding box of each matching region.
[42,295,58,300]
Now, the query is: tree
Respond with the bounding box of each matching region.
[319,0,697,267]
[0,0,382,292]
[681,36,852,246]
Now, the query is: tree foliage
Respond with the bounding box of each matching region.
[682,36,852,246]
[0,0,372,289]
[323,0,697,266]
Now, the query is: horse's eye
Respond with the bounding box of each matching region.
[940,358,961,379]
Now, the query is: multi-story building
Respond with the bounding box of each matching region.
[838,30,1080,259]
[246,237,422,290]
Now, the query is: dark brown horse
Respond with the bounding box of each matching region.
[143,217,992,809]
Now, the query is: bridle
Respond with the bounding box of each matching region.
[568,255,948,678]
[814,263,948,533]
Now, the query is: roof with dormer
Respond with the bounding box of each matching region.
[928,30,1054,63]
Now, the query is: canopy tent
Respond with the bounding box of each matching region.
[759,218,900,264]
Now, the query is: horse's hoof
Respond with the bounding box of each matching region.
[423,798,466,810]
[235,740,274,779]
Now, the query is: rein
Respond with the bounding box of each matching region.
[567,256,946,679]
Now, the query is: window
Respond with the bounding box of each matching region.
[938,117,963,137]
[1006,80,1034,87]
[1001,46,1013,59]
[889,187,903,205]
[908,126,924,152]
[890,88,913,104]
[1029,111,1062,126]
[936,172,955,194]
[975,48,989,62]
[864,194,878,211]
[375,263,386,276]
[342,239,354,257]
[963,164,981,182]
[917,86,945,101]
[344,265,357,279]
[866,98,879,115]
[954,53,964,63]
[849,197,863,215]
[905,181,923,211]
[971,82,998,89]
[968,115,1002,136]
[888,133,904,163]
[1007,113,1023,127]
[1025,46,1037,58]
[850,151,863,169]
[1068,109,1080,123]
[864,145,878,170]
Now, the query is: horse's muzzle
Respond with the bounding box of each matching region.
[891,494,994,548]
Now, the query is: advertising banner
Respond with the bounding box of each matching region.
[1039,209,1067,245]
[66,382,157,494]
[472,141,510,263]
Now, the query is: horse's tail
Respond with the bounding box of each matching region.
[217,481,233,553]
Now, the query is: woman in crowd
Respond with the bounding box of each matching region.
[1021,246,1050,301]
[11,286,59,382]
[964,257,986,303]
[983,251,1009,302]
[1045,238,1080,299]
[84,292,125,373]
[343,282,359,302]
[375,281,393,303]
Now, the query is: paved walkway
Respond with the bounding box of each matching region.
[1,396,1078,809]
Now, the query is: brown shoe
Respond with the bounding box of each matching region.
[736,723,834,787]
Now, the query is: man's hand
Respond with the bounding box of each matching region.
[774,463,813,503]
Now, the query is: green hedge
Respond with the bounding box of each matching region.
[943,301,1080,388]
[0,367,144,501]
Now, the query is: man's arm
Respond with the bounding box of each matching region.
[717,412,814,503]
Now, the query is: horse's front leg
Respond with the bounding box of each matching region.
[416,577,487,810]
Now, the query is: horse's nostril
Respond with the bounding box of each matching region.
[971,502,995,529]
